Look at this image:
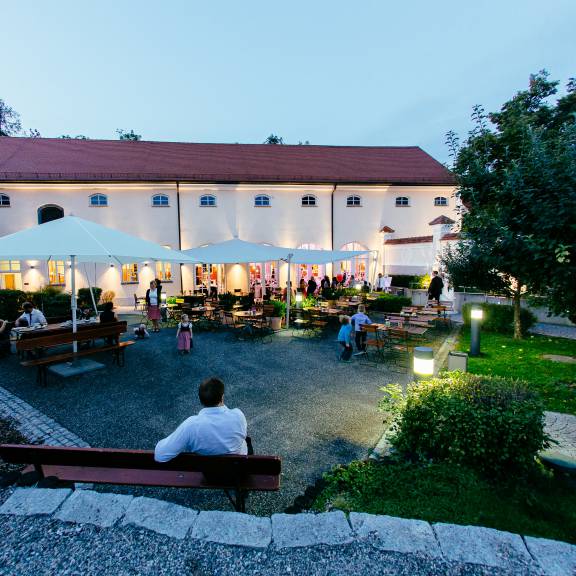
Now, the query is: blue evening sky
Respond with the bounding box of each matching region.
[2,0,574,162]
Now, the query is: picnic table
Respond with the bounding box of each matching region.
[11,319,101,344]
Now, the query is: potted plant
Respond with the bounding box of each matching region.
[270,300,286,330]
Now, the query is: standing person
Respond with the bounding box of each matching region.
[307,276,317,297]
[146,280,162,332]
[337,316,353,362]
[176,313,193,355]
[331,277,338,289]
[350,304,372,355]
[298,278,307,297]
[427,271,444,306]
[348,274,355,288]
[376,273,386,292]
[321,275,330,290]
[253,281,263,302]
[16,302,47,327]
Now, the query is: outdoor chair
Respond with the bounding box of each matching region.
[387,327,410,371]
[362,324,388,363]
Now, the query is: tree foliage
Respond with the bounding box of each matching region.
[116,129,141,141]
[264,133,283,144]
[0,99,22,136]
[443,71,576,335]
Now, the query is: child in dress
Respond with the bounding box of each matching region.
[176,314,193,355]
[133,323,150,339]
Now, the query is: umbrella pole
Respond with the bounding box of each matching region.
[71,255,78,354]
[286,254,292,329]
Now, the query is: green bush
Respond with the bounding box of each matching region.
[385,372,547,478]
[0,289,28,321]
[77,287,102,308]
[271,300,286,317]
[368,293,411,313]
[302,296,318,309]
[34,290,71,318]
[462,303,536,335]
[390,275,420,288]
[218,292,239,311]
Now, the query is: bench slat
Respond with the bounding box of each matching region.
[20,341,135,367]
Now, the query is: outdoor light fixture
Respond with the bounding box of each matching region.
[413,346,434,378]
[470,306,483,356]
[30,265,35,269]
[110,264,114,268]
[355,283,362,290]
[295,292,303,303]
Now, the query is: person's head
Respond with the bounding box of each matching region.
[358,304,366,314]
[378,273,382,278]
[332,277,337,282]
[150,280,156,289]
[433,271,438,276]
[340,315,350,325]
[139,323,146,331]
[198,377,225,407]
[103,301,114,313]
[181,313,189,322]
[22,302,34,313]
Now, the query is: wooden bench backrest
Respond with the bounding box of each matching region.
[16,321,127,352]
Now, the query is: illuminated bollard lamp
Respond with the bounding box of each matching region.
[413,346,434,380]
[470,306,483,357]
[295,292,303,308]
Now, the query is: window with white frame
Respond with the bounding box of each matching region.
[301,194,317,207]
[0,260,22,290]
[155,261,172,282]
[434,196,448,206]
[395,196,410,207]
[254,194,271,207]
[89,193,108,207]
[346,195,361,207]
[121,263,139,283]
[0,194,10,207]
[151,194,169,207]
[48,260,66,285]
[200,194,217,207]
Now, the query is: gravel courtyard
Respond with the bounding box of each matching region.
[1,322,421,515]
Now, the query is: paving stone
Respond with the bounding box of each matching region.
[350,513,440,557]
[433,523,533,569]
[123,496,198,540]
[191,511,271,548]
[525,536,576,576]
[0,488,71,516]
[272,512,353,548]
[55,490,132,528]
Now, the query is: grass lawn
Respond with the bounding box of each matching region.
[312,459,576,544]
[456,331,576,414]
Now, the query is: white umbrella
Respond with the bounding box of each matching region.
[0,216,199,351]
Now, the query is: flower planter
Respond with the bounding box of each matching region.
[270,316,282,330]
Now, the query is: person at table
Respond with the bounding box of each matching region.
[146,280,162,333]
[154,377,250,460]
[350,304,372,355]
[427,271,444,306]
[307,276,317,297]
[0,318,11,356]
[337,316,353,362]
[99,301,117,323]
[16,303,47,327]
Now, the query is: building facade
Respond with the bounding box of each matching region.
[0,138,457,304]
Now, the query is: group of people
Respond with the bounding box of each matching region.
[337,304,372,361]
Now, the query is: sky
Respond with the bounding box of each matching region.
[1,0,574,162]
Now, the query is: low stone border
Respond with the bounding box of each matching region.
[0,487,574,575]
[0,386,89,448]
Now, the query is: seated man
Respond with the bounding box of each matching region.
[155,377,249,461]
[16,302,47,327]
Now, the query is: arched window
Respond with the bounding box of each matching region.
[434,196,448,206]
[151,194,169,207]
[38,205,64,224]
[200,194,217,207]
[346,195,361,207]
[89,193,108,207]
[0,194,10,207]
[339,241,370,282]
[254,194,271,207]
[301,195,317,207]
[395,196,410,207]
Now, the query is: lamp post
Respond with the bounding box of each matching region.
[470,306,483,356]
[413,346,434,380]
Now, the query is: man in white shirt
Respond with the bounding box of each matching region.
[16,302,47,327]
[155,378,249,461]
[350,304,372,355]
[376,273,386,291]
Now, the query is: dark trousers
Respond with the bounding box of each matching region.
[246,436,254,455]
[340,342,353,360]
[355,330,367,351]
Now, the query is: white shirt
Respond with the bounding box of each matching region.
[376,276,386,289]
[17,309,47,326]
[350,312,372,332]
[154,406,248,461]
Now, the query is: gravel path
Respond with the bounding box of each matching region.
[529,323,576,340]
[1,325,435,515]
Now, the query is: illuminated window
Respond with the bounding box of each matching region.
[254,195,271,207]
[0,194,10,207]
[89,193,108,207]
[155,261,172,282]
[0,260,20,272]
[200,194,216,207]
[0,260,21,290]
[122,263,139,283]
[395,196,410,207]
[434,196,448,206]
[301,195,317,207]
[48,261,65,285]
[152,194,169,207]
[346,195,361,207]
[339,242,369,281]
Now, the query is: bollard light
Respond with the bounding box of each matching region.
[471,307,483,320]
[413,346,434,378]
[470,306,483,356]
[295,292,303,307]
[355,283,362,290]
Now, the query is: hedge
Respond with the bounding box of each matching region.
[368,293,412,313]
[461,302,536,335]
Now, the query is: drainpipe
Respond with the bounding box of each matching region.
[176,182,184,294]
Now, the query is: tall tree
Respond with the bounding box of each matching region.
[443,72,576,337]
[264,134,283,144]
[117,129,141,141]
[0,99,22,136]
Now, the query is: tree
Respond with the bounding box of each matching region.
[264,134,283,144]
[443,71,576,338]
[28,128,41,138]
[0,99,22,136]
[59,135,90,139]
[117,129,141,141]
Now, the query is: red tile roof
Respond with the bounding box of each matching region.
[428,215,455,225]
[441,232,460,241]
[0,137,455,185]
[380,226,396,233]
[385,235,433,245]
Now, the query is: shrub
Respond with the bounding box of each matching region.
[0,290,28,321]
[77,287,102,308]
[368,293,411,313]
[302,296,318,309]
[270,300,286,317]
[462,303,536,335]
[390,275,420,288]
[384,372,547,478]
[218,292,238,311]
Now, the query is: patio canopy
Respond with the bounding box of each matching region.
[183,238,369,264]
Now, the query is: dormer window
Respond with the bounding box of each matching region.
[152,194,169,207]
[434,196,448,206]
[395,196,410,207]
[254,194,271,207]
[200,194,217,207]
[89,193,108,207]
[346,195,361,207]
[0,194,10,207]
[301,195,317,207]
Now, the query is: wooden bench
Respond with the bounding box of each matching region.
[0,444,282,513]
[16,322,134,385]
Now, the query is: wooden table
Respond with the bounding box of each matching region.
[233,311,263,319]
[371,323,428,336]
[11,320,100,341]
